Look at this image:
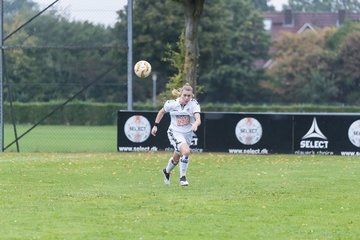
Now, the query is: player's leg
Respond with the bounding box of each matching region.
[167,151,181,173]
[179,143,191,186]
[178,131,194,186]
[163,129,183,185]
[162,151,181,185]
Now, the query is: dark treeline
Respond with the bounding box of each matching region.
[3,0,360,105]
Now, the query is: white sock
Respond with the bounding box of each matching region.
[165,157,177,174]
[179,155,189,177]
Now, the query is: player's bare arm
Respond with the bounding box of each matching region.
[151,108,166,136]
[192,112,201,132]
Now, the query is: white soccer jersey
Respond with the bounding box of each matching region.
[163,98,201,133]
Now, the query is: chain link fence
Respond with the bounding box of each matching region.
[3,0,129,152]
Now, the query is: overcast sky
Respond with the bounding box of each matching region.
[270,0,289,10]
[34,0,127,26]
[34,0,288,26]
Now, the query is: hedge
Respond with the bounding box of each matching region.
[3,101,360,125]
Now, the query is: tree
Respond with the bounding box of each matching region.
[252,0,275,11]
[114,0,183,102]
[263,28,338,103]
[114,0,270,103]
[336,30,360,103]
[263,21,360,104]
[3,4,42,102]
[325,21,360,51]
[287,0,360,12]
[26,16,118,101]
[182,0,205,93]
[5,0,272,104]
[324,21,360,103]
[174,0,270,101]
[4,0,37,20]
[4,0,120,102]
[199,0,270,103]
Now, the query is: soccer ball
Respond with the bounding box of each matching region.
[134,60,152,78]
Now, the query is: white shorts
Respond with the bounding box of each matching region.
[167,128,193,153]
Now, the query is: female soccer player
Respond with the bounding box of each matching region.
[151,83,201,186]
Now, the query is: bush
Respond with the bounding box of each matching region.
[4,101,360,125]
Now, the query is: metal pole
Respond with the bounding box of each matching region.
[127,0,133,111]
[0,0,4,152]
[152,72,157,108]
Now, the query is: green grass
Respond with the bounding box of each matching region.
[1,152,360,239]
[4,124,116,152]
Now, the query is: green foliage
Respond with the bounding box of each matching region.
[297,69,338,103]
[336,30,360,103]
[115,0,271,103]
[4,5,42,102]
[4,0,360,106]
[288,0,360,11]
[114,0,183,102]
[264,28,339,103]
[199,102,360,112]
[4,101,124,125]
[325,21,360,51]
[5,101,360,127]
[161,32,186,101]
[199,0,270,103]
[4,1,122,103]
[252,0,275,11]
[265,22,360,104]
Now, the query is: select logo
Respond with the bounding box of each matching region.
[124,115,151,143]
[348,120,360,147]
[191,133,198,146]
[235,117,262,145]
[300,117,329,149]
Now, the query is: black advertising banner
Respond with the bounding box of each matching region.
[118,111,360,155]
[117,111,205,152]
[204,113,293,154]
[293,114,360,155]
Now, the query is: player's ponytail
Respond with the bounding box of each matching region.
[172,83,193,97]
[171,88,181,97]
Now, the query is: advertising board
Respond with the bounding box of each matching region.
[118,111,360,155]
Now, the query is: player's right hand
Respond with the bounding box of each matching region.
[151,126,158,136]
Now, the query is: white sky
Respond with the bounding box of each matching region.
[33,0,127,26]
[33,0,288,26]
[270,0,289,10]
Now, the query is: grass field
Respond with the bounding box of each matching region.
[1,152,360,239]
[4,124,116,152]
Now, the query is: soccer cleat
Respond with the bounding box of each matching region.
[163,169,170,185]
[179,176,189,186]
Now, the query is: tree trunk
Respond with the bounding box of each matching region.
[183,0,204,94]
